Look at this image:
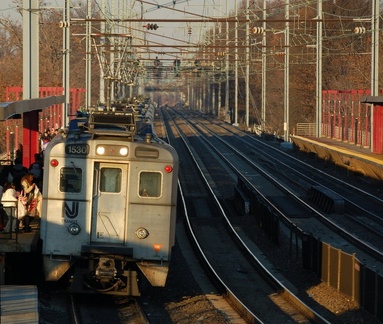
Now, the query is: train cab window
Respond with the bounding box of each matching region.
[139,171,161,198]
[100,168,122,193]
[60,167,82,193]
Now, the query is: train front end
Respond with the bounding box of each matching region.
[40,108,179,295]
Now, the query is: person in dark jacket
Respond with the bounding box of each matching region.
[11,158,28,192]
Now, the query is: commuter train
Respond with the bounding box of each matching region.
[40,101,179,295]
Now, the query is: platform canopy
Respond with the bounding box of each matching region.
[0,96,65,120]
[360,96,383,105]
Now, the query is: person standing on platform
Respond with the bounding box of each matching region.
[11,158,28,192]
[0,183,18,233]
[29,154,43,190]
[20,173,36,232]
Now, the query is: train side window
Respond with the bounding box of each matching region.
[139,171,161,198]
[100,168,122,193]
[59,167,82,193]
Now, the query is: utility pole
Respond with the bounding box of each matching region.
[225,0,229,121]
[23,0,39,100]
[261,0,266,132]
[217,0,222,118]
[99,0,106,105]
[22,0,40,166]
[86,0,92,110]
[283,0,290,141]
[315,0,323,138]
[245,0,250,129]
[234,0,238,126]
[63,0,70,126]
[370,0,379,152]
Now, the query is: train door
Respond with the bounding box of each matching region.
[91,163,128,244]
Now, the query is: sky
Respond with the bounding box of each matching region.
[0,1,19,17]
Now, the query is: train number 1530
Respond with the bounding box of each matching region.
[65,144,90,155]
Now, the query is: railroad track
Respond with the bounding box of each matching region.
[190,112,383,260]
[163,107,380,323]
[162,108,330,323]
[43,292,150,324]
[35,107,380,324]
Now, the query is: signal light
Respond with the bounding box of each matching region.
[164,165,173,173]
[153,244,162,253]
[353,27,366,34]
[59,21,70,28]
[145,23,158,30]
[252,27,265,34]
[50,159,59,167]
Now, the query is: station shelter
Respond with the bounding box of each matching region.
[1,86,85,167]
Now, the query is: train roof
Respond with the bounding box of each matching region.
[67,104,155,140]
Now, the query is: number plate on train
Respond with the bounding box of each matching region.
[65,144,90,155]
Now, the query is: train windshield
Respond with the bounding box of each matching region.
[60,167,82,193]
[100,168,122,193]
[139,171,162,198]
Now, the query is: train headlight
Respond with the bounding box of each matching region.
[68,223,81,235]
[96,146,106,155]
[119,147,128,156]
[135,227,149,239]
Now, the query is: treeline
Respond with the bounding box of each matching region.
[191,0,376,135]
[0,0,100,102]
[0,0,380,141]
[0,0,100,154]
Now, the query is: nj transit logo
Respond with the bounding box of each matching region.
[64,201,79,219]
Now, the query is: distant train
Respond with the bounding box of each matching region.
[40,101,179,295]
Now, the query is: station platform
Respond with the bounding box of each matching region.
[0,285,39,323]
[0,219,40,253]
[290,135,383,182]
[0,219,40,285]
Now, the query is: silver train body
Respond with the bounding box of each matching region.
[40,103,178,295]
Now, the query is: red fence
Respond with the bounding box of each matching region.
[322,89,383,154]
[322,90,371,148]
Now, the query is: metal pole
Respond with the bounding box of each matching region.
[234,0,238,126]
[261,0,266,132]
[245,0,250,129]
[85,0,92,110]
[22,0,39,100]
[218,0,222,118]
[63,0,70,126]
[225,0,229,121]
[99,0,106,104]
[212,14,216,116]
[316,0,323,138]
[370,0,379,152]
[283,0,290,141]
[110,0,115,107]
